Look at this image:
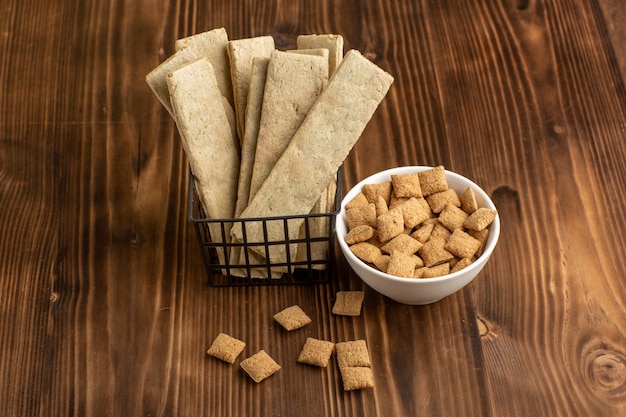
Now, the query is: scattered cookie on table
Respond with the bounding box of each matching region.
[335,340,374,391]
[206,332,246,364]
[332,291,365,316]
[335,340,372,369]
[339,366,375,391]
[273,305,312,331]
[297,337,336,367]
[240,350,281,383]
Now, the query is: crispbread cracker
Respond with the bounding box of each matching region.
[234,57,269,219]
[229,57,279,278]
[292,47,341,269]
[297,34,344,74]
[294,179,337,269]
[245,51,328,272]
[146,28,232,117]
[248,50,328,201]
[227,36,275,143]
[167,58,240,266]
[288,47,330,60]
[231,50,394,263]
[174,28,233,107]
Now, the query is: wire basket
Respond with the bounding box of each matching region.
[187,169,342,286]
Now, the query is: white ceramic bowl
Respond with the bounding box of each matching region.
[336,166,500,305]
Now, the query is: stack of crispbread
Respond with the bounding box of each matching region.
[146,28,393,278]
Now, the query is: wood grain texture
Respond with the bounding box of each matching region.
[1,0,626,416]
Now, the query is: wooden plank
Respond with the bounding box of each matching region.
[1,0,626,416]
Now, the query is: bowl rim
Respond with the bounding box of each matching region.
[336,165,500,284]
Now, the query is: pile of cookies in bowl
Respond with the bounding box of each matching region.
[336,166,500,305]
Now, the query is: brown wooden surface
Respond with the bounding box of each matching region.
[2,0,626,415]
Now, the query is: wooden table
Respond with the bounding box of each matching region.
[2,0,626,415]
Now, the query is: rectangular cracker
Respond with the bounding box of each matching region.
[294,179,337,269]
[247,50,328,201]
[229,57,276,277]
[174,28,233,107]
[287,47,330,60]
[290,48,340,269]
[297,34,344,74]
[167,58,240,265]
[234,57,270,219]
[230,50,394,263]
[244,51,328,272]
[146,28,231,117]
[227,36,275,143]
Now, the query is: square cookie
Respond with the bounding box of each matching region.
[332,291,365,316]
[273,305,312,331]
[240,350,281,383]
[335,340,371,369]
[340,366,375,391]
[206,332,246,364]
[297,337,336,367]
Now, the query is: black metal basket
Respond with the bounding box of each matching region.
[187,169,342,286]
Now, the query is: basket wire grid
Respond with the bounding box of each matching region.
[187,169,343,286]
